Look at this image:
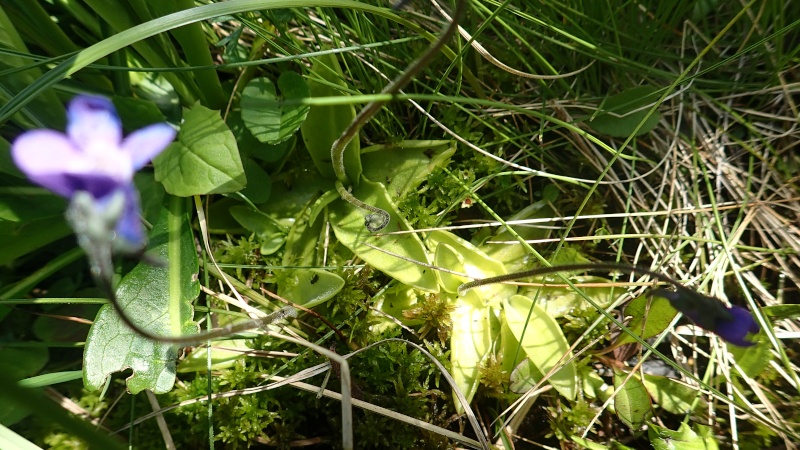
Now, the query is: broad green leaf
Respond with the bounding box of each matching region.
[241,73,309,145]
[613,369,651,431]
[154,102,246,196]
[0,194,65,222]
[277,269,345,309]
[0,217,71,266]
[503,294,577,399]
[642,374,705,414]
[588,86,661,137]
[83,195,200,394]
[112,96,167,134]
[450,291,491,414]
[229,205,286,255]
[301,52,361,181]
[648,422,719,450]
[728,338,772,378]
[329,177,438,292]
[612,294,677,348]
[434,243,468,293]
[361,140,455,198]
[0,347,48,382]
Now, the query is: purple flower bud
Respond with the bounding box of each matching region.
[653,288,760,346]
[11,95,175,248]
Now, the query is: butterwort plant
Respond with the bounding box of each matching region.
[11,95,176,252]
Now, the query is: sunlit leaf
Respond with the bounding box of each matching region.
[728,338,772,378]
[642,373,705,414]
[612,294,677,348]
[613,369,651,431]
[178,339,249,373]
[509,358,544,394]
[519,275,623,318]
[427,230,514,302]
[329,178,438,292]
[450,291,491,414]
[361,140,455,198]
[503,294,577,399]
[277,269,345,309]
[154,102,246,196]
[241,73,309,145]
[83,195,199,394]
[648,422,719,450]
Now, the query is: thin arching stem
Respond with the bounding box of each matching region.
[331,0,467,231]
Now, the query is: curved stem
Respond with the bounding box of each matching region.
[331,0,467,231]
[335,181,390,232]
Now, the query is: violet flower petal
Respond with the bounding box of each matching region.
[11,130,94,197]
[66,96,122,150]
[122,123,176,170]
[714,305,760,347]
[113,185,145,247]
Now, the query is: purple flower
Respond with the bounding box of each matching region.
[11,95,175,248]
[653,288,760,346]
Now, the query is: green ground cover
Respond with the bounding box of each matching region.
[1,1,798,448]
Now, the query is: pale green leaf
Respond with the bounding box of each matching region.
[277,269,345,309]
[361,140,456,198]
[648,422,719,450]
[450,291,491,414]
[503,294,577,399]
[329,178,438,292]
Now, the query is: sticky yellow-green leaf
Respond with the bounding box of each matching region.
[329,178,438,292]
[503,294,577,399]
[450,291,491,414]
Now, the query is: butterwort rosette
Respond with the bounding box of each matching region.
[652,288,760,346]
[11,95,175,250]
